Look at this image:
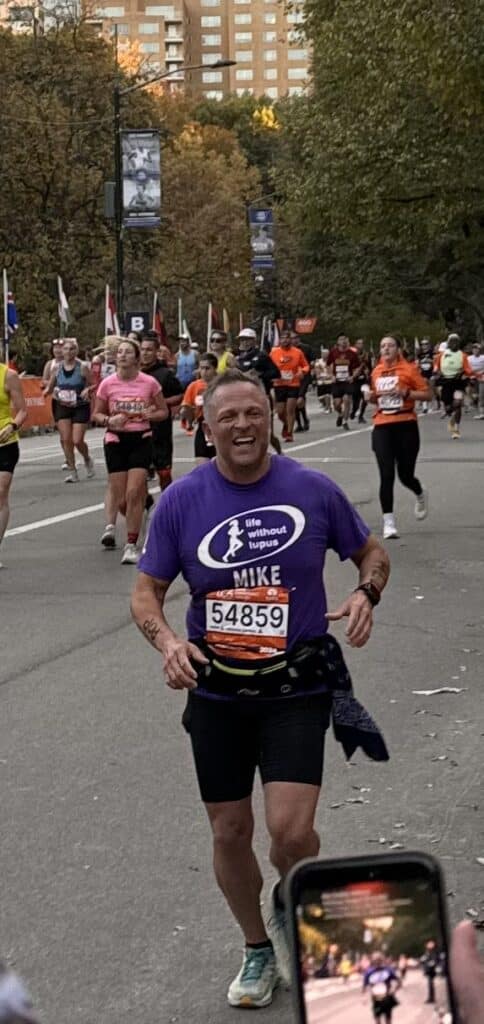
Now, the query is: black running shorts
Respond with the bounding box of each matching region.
[0,441,19,475]
[182,692,332,803]
[104,431,153,474]
[273,386,300,404]
[194,423,216,460]
[152,436,173,471]
[332,382,353,399]
[55,402,91,424]
[441,378,466,407]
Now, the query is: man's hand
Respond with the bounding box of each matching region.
[0,424,15,444]
[450,921,484,1024]
[326,591,373,647]
[161,637,209,690]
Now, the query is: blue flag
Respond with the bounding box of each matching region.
[7,291,18,334]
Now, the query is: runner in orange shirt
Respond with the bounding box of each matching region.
[179,352,218,462]
[270,330,309,442]
[368,334,432,539]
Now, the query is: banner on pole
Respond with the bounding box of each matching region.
[121,130,161,228]
[248,208,275,272]
[125,310,150,335]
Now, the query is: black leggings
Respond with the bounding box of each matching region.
[372,421,423,514]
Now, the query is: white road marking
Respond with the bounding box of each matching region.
[7,424,371,538]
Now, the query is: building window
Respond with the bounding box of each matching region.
[236,87,254,95]
[235,49,252,61]
[264,11,276,22]
[201,0,220,6]
[98,5,125,14]
[236,68,253,80]
[288,85,304,95]
[288,66,306,78]
[234,12,251,23]
[111,22,129,33]
[235,31,251,41]
[202,70,223,81]
[263,30,276,41]
[205,90,223,99]
[138,22,158,32]
[265,86,278,98]
[234,0,250,3]
[264,67,277,79]
[202,51,222,62]
[202,33,221,44]
[287,9,304,22]
[140,41,160,51]
[264,49,276,60]
[145,5,176,13]
[201,14,221,25]
[289,48,307,60]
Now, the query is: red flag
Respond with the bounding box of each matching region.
[152,291,168,346]
[211,305,221,330]
[105,285,119,335]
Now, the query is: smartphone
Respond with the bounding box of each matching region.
[285,852,457,1024]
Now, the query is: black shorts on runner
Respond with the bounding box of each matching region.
[273,386,300,404]
[194,423,216,460]
[104,431,153,474]
[332,381,354,399]
[441,378,466,407]
[182,691,332,803]
[0,441,20,475]
[55,402,91,424]
[152,436,173,471]
[317,383,332,397]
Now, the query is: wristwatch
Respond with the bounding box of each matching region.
[354,582,381,607]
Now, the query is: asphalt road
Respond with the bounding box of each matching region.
[1,398,483,1023]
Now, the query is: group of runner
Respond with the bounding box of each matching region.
[1,325,483,565]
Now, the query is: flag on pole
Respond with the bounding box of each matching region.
[211,305,221,330]
[105,284,120,335]
[57,276,70,336]
[207,301,212,348]
[3,269,18,363]
[178,297,183,338]
[271,319,280,348]
[152,291,168,345]
[222,308,231,334]
[182,318,192,343]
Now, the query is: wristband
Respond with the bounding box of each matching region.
[354,582,381,607]
[10,422,17,432]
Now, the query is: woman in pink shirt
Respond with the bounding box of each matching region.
[93,338,168,564]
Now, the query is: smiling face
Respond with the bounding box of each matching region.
[204,381,271,480]
[140,338,158,368]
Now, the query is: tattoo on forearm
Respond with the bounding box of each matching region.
[366,555,390,592]
[142,617,161,647]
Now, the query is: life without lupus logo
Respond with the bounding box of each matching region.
[197,505,305,569]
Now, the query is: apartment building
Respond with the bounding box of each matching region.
[184,0,308,101]
[93,1,187,84]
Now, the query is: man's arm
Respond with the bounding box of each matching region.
[131,572,208,689]
[0,371,27,444]
[326,536,390,648]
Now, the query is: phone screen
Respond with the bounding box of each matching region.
[295,869,453,1023]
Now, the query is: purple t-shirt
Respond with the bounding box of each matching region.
[138,456,370,655]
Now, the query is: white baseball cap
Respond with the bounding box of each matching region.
[237,328,257,341]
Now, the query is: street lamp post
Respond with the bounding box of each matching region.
[113,59,236,325]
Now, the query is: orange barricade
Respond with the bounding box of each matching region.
[20,377,53,430]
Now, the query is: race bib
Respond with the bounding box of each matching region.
[205,586,289,660]
[113,397,149,417]
[376,375,402,413]
[195,394,204,406]
[54,387,77,406]
[280,370,295,382]
[335,364,350,380]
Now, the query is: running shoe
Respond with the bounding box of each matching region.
[415,489,428,520]
[121,542,138,565]
[451,427,460,439]
[383,515,399,540]
[85,457,96,479]
[265,882,291,985]
[473,414,484,420]
[284,433,294,442]
[336,415,343,427]
[227,947,278,1008]
[448,416,456,434]
[101,524,116,549]
[281,426,288,440]
[342,421,350,431]
[358,415,366,423]
[62,461,69,471]
[64,469,79,483]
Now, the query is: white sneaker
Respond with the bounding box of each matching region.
[85,457,95,479]
[415,489,428,520]
[61,461,69,471]
[265,882,291,986]
[227,947,278,1008]
[121,542,138,565]
[383,514,399,539]
[101,524,116,549]
[473,414,484,420]
[64,469,79,484]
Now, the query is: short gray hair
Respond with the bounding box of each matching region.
[203,369,267,419]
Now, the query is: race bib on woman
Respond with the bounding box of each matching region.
[54,387,77,406]
[376,375,403,413]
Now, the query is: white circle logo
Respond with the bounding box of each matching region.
[197,504,306,569]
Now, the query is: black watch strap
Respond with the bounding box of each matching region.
[355,582,381,607]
